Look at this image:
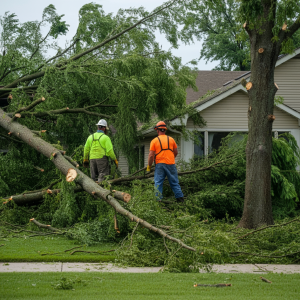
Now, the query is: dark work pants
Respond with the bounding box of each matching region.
[90,156,109,182]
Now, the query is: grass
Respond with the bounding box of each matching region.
[0,235,116,262]
[1,272,300,299]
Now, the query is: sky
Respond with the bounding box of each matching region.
[1,0,219,70]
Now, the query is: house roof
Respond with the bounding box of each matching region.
[143,47,300,132]
[186,71,249,105]
[188,47,300,110]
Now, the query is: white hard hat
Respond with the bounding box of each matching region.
[96,119,109,129]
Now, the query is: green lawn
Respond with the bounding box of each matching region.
[1,272,300,300]
[0,235,116,262]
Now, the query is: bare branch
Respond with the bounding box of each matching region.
[7,106,111,119]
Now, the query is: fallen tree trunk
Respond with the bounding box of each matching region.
[2,186,83,205]
[0,108,195,251]
[2,187,131,205]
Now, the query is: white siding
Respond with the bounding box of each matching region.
[118,154,129,176]
[186,91,299,130]
[274,56,300,113]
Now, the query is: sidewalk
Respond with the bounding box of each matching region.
[1,263,300,273]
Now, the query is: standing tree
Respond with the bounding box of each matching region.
[236,0,300,228]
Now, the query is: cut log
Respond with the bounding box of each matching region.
[246,82,253,90]
[282,23,287,31]
[114,214,120,233]
[33,166,44,172]
[66,168,77,182]
[112,190,131,203]
[260,277,272,284]
[268,115,275,122]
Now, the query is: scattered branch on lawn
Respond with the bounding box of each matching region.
[70,249,115,255]
[64,246,84,252]
[237,217,300,239]
[194,284,232,287]
[260,277,272,284]
[29,218,61,232]
[0,244,4,247]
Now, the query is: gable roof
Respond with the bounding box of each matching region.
[170,47,300,126]
[186,71,249,105]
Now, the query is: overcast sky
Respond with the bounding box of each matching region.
[2,0,219,70]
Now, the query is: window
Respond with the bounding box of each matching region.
[208,132,231,153]
[194,131,246,156]
[194,133,204,157]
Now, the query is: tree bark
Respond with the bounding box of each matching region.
[238,3,279,228]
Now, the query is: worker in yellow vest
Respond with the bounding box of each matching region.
[83,119,118,182]
[147,121,184,203]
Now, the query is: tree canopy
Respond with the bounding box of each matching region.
[179,0,300,71]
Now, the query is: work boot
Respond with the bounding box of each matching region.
[176,197,184,203]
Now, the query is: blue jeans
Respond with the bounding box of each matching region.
[154,163,184,200]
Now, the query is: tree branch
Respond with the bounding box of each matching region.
[11,97,46,121]
[237,217,300,239]
[7,106,111,119]
[64,0,179,64]
[29,218,61,232]
[0,132,24,144]
[30,30,51,60]
[285,16,300,39]
[109,154,237,185]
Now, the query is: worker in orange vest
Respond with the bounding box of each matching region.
[147,121,184,203]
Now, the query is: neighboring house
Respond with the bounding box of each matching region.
[114,48,300,176]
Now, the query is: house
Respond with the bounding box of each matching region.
[119,48,300,176]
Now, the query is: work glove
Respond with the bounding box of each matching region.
[83,159,89,168]
[146,165,151,172]
[114,159,119,168]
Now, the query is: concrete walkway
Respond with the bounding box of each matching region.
[0,263,300,273]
